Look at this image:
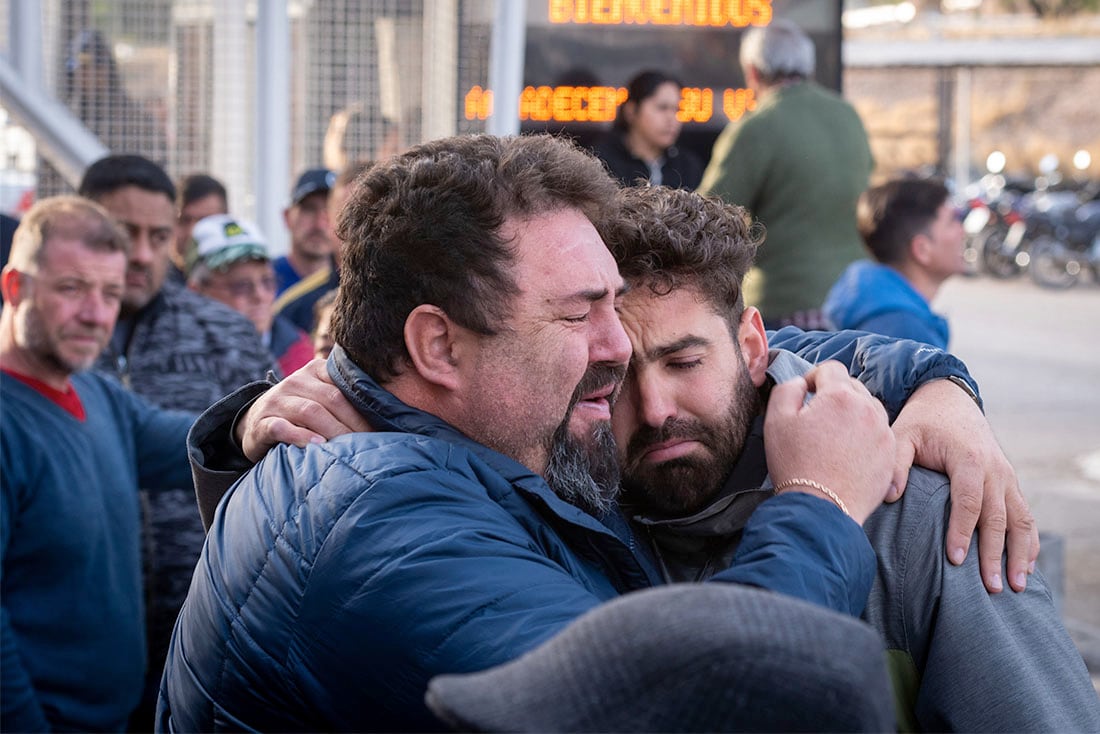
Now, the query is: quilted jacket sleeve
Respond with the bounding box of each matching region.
[767,327,981,420]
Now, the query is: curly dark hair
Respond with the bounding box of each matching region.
[332,133,620,381]
[598,186,763,328]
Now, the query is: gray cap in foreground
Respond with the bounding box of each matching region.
[425,583,893,733]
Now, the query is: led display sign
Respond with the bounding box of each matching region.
[466,0,841,159]
[546,0,774,27]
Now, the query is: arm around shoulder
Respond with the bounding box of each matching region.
[854,311,948,352]
[716,492,877,617]
[188,380,274,530]
[768,327,980,420]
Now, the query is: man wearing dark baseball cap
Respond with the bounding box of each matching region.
[272,167,336,297]
[272,162,372,334]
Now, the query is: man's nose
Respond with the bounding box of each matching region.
[634,371,677,429]
[590,308,632,369]
[129,231,154,266]
[79,292,117,328]
[248,283,274,303]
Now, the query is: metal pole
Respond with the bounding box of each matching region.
[210,2,250,226]
[953,66,973,192]
[486,0,526,136]
[10,0,43,89]
[0,58,108,185]
[936,68,954,178]
[256,0,291,256]
[422,0,458,142]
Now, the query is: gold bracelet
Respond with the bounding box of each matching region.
[773,478,851,518]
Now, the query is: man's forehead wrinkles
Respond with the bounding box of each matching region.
[545,284,619,306]
[120,219,171,229]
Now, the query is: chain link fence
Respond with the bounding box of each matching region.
[4,2,1098,227]
[1,0,495,245]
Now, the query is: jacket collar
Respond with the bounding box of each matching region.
[327,344,544,483]
[326,345,663,588]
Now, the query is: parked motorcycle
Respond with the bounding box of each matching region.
[973,198,1030,279]
[975,153,1100,282]
[961,154,1034,279]
[1027,192,1100,289]
[1003,151,1100,289]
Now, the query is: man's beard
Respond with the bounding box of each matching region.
[621,361,761,517]
[121,264,154,316]
[17,304,105,376]
[544,364,625,517]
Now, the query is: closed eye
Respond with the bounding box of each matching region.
[668,359,703,370]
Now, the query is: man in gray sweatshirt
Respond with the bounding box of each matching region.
[602,185,1100,732]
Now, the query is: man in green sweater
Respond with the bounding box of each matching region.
[698,18,874,329]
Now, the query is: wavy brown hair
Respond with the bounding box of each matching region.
[598,186,763,328]
[333,133,620,382]
[8,195,130,272]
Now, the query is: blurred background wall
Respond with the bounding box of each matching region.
[2,0,1098,250]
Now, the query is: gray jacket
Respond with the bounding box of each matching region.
[94,280,276,691]
[636,350,1100,732]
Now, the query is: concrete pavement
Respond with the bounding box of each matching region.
[934,272,1100,680]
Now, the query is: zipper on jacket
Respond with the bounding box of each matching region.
[108,316,139,389]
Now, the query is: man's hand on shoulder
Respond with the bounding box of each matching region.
[235,358,370,462]
[889,378,1037,594]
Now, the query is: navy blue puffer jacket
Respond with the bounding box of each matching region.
[158,335,977,732]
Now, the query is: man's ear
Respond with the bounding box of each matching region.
[744,64,762,89]
[909,233,933,267]
[403,304,462,391]
[622,100,638,127]
[0,267,26,307]
[737,307,770,387]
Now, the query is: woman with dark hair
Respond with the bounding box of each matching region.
[594,70,703,190]
[63,29,167,166]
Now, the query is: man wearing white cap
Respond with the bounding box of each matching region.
[187,215,313,376]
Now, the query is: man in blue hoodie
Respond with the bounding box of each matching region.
[824,177,967,349]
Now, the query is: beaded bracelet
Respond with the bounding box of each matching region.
[773,478,851,518]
